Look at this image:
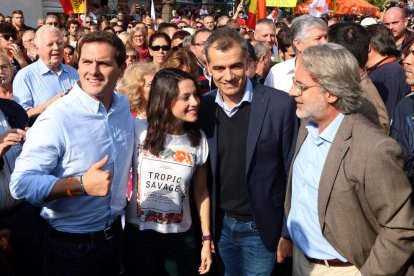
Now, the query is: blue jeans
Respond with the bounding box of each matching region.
[218,215,275,276]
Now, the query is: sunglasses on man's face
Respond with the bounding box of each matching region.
[172,43,183,51]
[150,45,170,51]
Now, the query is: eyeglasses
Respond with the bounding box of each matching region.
[128,26,133,29]
[193,41,206,47]
[292,77,320,96]
[0,34,16,41]
[47,22,58,26]
[172,43,183,51]
[150,45,170,51]
[126,54,137,59]
[85,21,92,24]
[115,30,122,34]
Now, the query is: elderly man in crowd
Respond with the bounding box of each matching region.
[285,43,414,275]
[265,15,327,93]
[13,25,79,118]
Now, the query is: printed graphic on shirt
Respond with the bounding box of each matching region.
[137,146,196,225]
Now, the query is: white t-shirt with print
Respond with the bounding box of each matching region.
[126,119,208,234]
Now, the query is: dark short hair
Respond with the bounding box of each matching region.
[158,23,178,34]
[172,30,190,41]
[77,31,126,67]
[0,23,17,36]
[149,32,171,47]
[277,28,292,53]
[11,10,23,16]
[67,19,80,28]
[366,24,396,56]
[328,22,369,68]
[205,27,248,63]
[190,27,212,45]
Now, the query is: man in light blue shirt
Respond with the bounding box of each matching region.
[13,25,79,118]
[285,43,414,275]
[10,31,133,275]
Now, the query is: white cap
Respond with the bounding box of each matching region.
[361,17,377,27]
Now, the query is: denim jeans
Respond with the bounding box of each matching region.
[217,215,275,276]
[44,221,123,276]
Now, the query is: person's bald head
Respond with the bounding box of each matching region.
[383,7,407,42]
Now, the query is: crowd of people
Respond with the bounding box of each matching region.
[1,2,414,276]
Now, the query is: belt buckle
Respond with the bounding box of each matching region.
[104,225,114,240]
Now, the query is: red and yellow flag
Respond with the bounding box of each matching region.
[246,0,267,30]
[60,0,85,14]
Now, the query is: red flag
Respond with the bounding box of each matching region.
[246,0,267,30]
[60,0,85,14]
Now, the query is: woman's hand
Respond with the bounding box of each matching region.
[199,240,212,274]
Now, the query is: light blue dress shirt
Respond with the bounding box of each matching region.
[13,59,79,111]
[287,113,347,261]
[10,82,134,233]
[215,78,253,117]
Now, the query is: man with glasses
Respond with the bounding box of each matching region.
[0,23,28,71]
[190,28,214,94]
[22,30,37,63]
[13,25,79,118]
[203,15,215,30]
[383,7,414,60]
[45,14,60,28]
[286,43,414,276]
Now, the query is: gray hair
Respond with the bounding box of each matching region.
[252,40,267,60]
[302,43,361,113]
[34,25,62,47]
[255,18,276,31]
[22,29,35,43]
[205,27,248,63]
[291,15,327,54]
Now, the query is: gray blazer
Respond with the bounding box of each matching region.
[285,113,414,276]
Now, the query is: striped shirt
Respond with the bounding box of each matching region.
[13,59,79,111]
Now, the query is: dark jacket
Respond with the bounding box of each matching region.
[198,82,299,251]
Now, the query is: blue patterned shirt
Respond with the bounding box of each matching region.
[10,83,134,233]
[13,59,79,111]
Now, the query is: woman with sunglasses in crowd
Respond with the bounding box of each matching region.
[129,27,150,62]
[124,68,212,275]
[149,32,171,71]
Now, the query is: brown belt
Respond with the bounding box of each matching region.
[306,256,353,267]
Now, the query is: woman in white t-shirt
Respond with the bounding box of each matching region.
[124,68,212,275]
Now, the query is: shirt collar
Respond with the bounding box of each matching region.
[214,77,253,109]
[306,113,345,145]
[71,81,116,114]
[37,59,65,76]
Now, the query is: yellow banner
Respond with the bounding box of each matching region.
[267,0,297,7]
[70,0,85,13]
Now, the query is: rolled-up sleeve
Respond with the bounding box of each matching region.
[10,114,64,205]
